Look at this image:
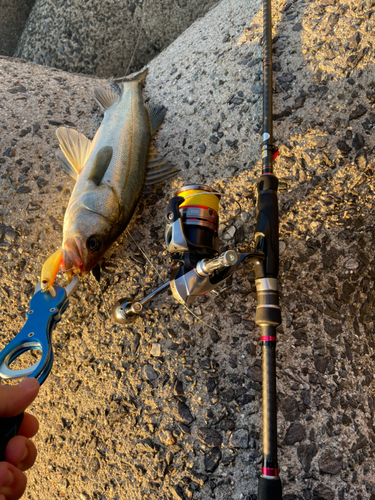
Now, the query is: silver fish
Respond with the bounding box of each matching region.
[56,68,177,275]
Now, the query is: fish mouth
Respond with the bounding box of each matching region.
[62,237,85,275]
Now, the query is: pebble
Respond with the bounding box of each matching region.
[130,333,141,354]
[143,365,158,381]
[150,343,161,357]
[197,428,222,448]
[0,224,17,247]
[279,396,299,422]
[297,443,318,472]
[204,447,222,473]
[159,429,176,446]
[349,104,367,120]
[336,140,351,155]
[312,483,335,500]
[251,85,263,94]
[344,258,359,270]
[229,429,249,449]
[282,423,306,445]
[319,450,343,475]
[170,485,185,500]
[174,379,184,396]
[310,136,328,148]
[225,225,236,239]
[186,470,207,486]
[90,457,100,473]
[246,365,262,383]
[173,401,194,425]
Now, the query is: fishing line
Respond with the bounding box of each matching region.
[177,189,243,225]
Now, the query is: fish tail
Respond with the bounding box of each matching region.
[113,67,148,87]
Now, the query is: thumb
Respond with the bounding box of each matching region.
[0,379,40,418]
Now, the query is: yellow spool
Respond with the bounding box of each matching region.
[178,189,220,213]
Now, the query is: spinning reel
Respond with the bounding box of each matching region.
[112,185,254,323]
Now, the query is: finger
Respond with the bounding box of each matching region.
[18,413,39,439]
[4,436,37,472]
[0,462,26,500]
[0,379,39,418]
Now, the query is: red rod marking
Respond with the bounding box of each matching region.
[262,467,278,477]
[261,336,276,341]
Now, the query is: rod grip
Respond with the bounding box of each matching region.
[0,413,24,462]
[258,476,282,500]
[255,174,279,278]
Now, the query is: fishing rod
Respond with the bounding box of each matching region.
[255,0,282,496]
[112,4,282,497]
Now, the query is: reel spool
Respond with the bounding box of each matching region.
[112,184,252,323]
[165,185,220,259]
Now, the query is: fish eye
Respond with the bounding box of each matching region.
[87,236,101,252]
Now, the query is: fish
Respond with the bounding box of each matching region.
[41,246,63,296]
[55,68,177,276]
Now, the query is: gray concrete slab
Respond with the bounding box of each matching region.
[0,0,35,56]
[15,0,219,78]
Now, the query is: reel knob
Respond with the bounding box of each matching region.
[111,298,142,324]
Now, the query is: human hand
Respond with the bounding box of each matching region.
[0,378,40,500]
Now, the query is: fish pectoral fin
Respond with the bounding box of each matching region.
[146,103,167,136]
[94,87,119,111]
[56,127,92,176]
[87,146,113,186]
[56,150,78,181]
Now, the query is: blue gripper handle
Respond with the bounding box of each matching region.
[0,285,69,385]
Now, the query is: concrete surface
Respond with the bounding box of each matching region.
[0,0,35,56]
[15,0,219,78]
[0,0,375,499]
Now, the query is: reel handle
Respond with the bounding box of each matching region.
[0,413,24,462]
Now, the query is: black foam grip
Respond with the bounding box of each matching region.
[258,476,282,500]
[0,413,24,462]
[255,174,279,278]
[256,306,282,327]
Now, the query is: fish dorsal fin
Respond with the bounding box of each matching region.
[87,146,113,186]
[56,127,92,177]
[94,87,119,111]
[146,103,167,136]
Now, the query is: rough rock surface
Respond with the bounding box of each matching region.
[1,0,375,499]
[0,0,36,56]
[15,0,219,78]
